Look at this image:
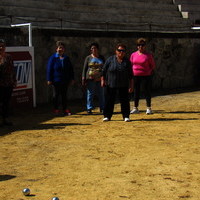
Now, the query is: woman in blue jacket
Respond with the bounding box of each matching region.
[47,41,74,116]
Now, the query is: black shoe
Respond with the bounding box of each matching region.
[87,109,92,114]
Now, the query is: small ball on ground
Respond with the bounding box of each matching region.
[22,188,30,196]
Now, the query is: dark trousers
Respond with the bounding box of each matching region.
[133,76,152,107]
[53,82,69,111]
[0,86,13,119]
[103,86,130,119]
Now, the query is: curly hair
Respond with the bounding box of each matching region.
[116,43,126,50]
[136,38,147,45]
[89,42,99,49]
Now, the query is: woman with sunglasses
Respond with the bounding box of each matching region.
[130,38,156,115]
[101,43,133,122]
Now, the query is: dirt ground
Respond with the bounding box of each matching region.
[0,89,200,200]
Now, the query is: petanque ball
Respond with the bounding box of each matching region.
[52,197,59,200]
[22,188,30,196]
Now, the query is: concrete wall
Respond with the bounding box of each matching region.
[1,28,200,104]
[0,0,192,32]
[173,0,200,24]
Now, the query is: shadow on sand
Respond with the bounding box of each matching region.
[0,99,88,136]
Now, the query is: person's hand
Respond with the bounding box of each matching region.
[128,87,133,93]
[47,81,52,85]
[128,79,133,93]
[101,77,106,87]
[82,78,86,86]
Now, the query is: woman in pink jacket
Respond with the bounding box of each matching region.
[130,38,155,114]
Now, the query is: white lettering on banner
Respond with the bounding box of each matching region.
[12,91,26,96]
[14,60,32,89]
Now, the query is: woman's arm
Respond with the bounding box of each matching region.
[46,55,54,85]
[82,56,90,86]
[101,56,111,87]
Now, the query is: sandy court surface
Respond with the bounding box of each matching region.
[0,90,200,200]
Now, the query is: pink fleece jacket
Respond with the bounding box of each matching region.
[130,51,155,76]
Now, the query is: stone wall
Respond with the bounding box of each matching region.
[0,0,191,32]
[1,28,200,104]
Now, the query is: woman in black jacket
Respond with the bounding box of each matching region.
[101,43,133,122]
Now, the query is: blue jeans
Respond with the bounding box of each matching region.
[86,80,104,111]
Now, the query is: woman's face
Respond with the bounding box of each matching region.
[0,43,6,55]
[137,43,146,53]
[56,45,65,55]
[90,45,98,55]
[116,46,126,58]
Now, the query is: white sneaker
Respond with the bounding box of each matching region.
[124,118,130,122]
[146,108,153,115]
[130,107,139,114]
[103,117,110,122]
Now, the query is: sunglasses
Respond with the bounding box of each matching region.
[117,49,126,52]
[137,44,146,47]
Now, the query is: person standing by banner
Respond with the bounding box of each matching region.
[47,41,74,116]
[0,39,16,126]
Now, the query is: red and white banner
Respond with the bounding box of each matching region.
[6,47,36,108]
